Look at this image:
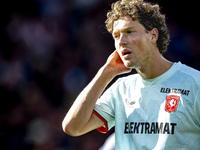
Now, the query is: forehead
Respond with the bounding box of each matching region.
[113,16,143,33]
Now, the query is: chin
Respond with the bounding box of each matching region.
[125,63,134,68]
[124,61,138,69]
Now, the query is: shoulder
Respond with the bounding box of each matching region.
[105,73,141,93]
[177,62,200,86]
[114,73,141,86]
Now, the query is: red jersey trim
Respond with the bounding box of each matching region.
[93,110,108,134]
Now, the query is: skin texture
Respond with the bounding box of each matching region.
[62,16,173,136]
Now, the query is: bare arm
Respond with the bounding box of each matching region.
[62,50,131,136]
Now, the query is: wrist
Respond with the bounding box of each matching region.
[99,65,117,82]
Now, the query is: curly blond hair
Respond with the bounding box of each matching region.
[105,0,169,54]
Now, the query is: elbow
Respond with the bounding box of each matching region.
[62,120,81,137]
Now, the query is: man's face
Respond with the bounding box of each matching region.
[112,16,154,69]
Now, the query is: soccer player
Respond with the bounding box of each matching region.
[62,0,200,149]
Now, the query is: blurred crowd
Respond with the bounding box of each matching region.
[0,0,200,150]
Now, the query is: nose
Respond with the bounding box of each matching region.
[119,33,127,46]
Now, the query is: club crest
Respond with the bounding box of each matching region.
[165,95,180,113]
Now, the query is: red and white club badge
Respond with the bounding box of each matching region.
[165,95,180,113]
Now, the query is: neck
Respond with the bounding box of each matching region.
[136,55,173,80]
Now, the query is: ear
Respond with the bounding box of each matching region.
[150,28,158,44]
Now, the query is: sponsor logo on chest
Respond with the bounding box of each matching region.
[160,87,190,96]
[124,122,177,135]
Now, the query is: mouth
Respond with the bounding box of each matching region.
[122,49,132,56]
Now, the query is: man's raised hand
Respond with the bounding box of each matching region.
[104,50,132,76]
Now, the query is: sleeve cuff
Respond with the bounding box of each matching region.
[93,110,108,133]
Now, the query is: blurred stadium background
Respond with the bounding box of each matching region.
[0,0,200,149]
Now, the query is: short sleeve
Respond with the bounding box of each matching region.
[93,85,116,133]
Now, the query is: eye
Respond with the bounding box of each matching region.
[113,35,119,40]
[127,30,133,34]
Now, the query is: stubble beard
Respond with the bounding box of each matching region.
[123,59,139,69]
[124,52,152,70]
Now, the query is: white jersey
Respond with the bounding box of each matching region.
[93,62,200,150]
